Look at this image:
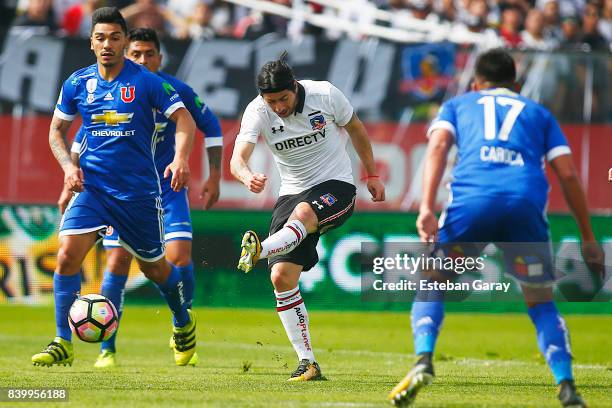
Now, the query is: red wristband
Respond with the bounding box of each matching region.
[361,175,379,181]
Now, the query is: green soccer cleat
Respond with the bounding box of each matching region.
[237,230,261,273]
[287,359,323,382]
[388,355,435,407]
[32,337,74,367]
[94,349,116,369]
[558,379,587,408]
[172,309,197,366]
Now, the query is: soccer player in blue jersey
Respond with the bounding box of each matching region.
[59,27,223,368]
[388,49,604,407]
[32,7,198,367]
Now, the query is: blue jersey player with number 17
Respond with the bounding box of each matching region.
[388,49,605,407]
[32,7,198,367]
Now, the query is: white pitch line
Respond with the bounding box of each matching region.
[206,341,611,370]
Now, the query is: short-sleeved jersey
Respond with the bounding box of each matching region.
[72,71,222,180]
[55,59,185,200]
[153,72,222,176]
[236,80,354,196]
[428,88,570,209]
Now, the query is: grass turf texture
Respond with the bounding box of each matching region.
[1,306,611,407]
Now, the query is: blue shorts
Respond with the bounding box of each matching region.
[103,178,192,249]
[437,195,554,286]
[60,187,165,262]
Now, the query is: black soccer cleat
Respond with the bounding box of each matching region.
[388,354,435,407]
[287,359,323,381]
[558,379,587,408]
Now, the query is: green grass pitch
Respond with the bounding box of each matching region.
[1,306,611,407]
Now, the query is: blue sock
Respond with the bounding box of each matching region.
[54,273,81,341]
[177,263,194,309]
[527,302,573,384]
[411,283,445,355]
[100,271,128,353]
[156,264,189,327]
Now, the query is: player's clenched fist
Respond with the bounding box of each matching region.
[246,173,267,193]
[64,164,84,193]
[165,159,190,192]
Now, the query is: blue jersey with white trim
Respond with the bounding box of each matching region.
[428,88,570,209]
[153,72,222,177]
[72,71,222,182]
[56,59,185,200]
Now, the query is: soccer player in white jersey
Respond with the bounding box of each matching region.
[231,54,386,381]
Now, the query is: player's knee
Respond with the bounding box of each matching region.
[270,268,293,290]
[139,260,169,284]
[291,202,318,232]
[56,246,82,271]
[165,249,191,267]
[106,251,132,275]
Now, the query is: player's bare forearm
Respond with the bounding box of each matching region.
[551,155,595,241]
[49,116,74,171]
[344,113,377,175]
[231,141,266,193]
[421,130,453,211]
[172,109,196,162]
[230,142,255,185]
[70,151,80,167]
[206,146,222,180]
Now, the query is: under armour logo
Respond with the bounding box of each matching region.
[312,200,323,210]
[271,126,284,134]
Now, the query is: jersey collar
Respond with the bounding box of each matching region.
[293,82,306,116]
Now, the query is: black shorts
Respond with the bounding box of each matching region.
[268,179,356,272]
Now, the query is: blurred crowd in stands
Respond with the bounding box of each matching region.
[1,0,610,51]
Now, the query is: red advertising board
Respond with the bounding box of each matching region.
[0,115,609,213]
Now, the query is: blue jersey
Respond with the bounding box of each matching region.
[154,72,222,177]
[72,71,222,181]
[428,88,570,209]
[56,59,185,200]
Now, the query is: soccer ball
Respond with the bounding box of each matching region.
[68,294,118,343]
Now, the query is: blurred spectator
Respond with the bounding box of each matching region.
[459,0,491,32]
[499,5,525,46]
[559,14,583,47]
[1,0,18,28]
[407,0,439,20]
[522,8,559,48]
[179,1,216,39]
[234,0,291,39]
[435,0,457,22]
[62,0,102,37]
[579,2,608,49]
[600,0,612,42]
[121,0,175,38]
[540,0,565,41]
[380,0,408,10]
[12,0,58,33]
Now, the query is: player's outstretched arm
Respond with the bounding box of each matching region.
[550,154,605,278]
[343,113,385,202]
[417,129,453,242]
[49,114,83,193]
[230,141,267,194]
[165,108,196,192]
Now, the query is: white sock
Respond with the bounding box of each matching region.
[275,287,315,362]
[261,220,307,259]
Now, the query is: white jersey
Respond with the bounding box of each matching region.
[236,80,355,196]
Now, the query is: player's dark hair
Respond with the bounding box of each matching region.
[91,7,128,35]
[257,51,296,94]
[128,28,161,52]
[475,49,516,87]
